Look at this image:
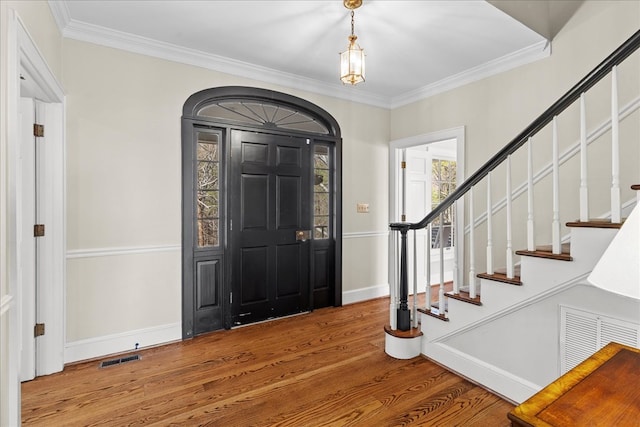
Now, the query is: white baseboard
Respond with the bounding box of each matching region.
[343,283,389,305]
[64,322,181,364]
[424,342,541,404]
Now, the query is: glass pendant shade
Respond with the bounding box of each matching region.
[340,35,365,85]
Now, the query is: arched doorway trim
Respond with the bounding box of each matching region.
[182,87,342,338]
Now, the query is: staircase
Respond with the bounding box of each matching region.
[386,30,640,403]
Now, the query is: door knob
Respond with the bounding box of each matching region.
[296,230,311,242]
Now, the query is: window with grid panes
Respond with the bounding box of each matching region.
[431,158,456,248]
[314,145,330,239]
[196,132,220,247]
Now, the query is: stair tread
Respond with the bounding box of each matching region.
[384,324,423,338]
[495,265,521,276]
[477,271,522,286]
[446,290,482,305]
[459,284,481,295]
[417,306,449,322]
[516,242,572,261]
[566,219,624,229]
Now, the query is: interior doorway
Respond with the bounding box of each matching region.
[11,14,66,386]
[181,87,342,337]
[389,128,465,295]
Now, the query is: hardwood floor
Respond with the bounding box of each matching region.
[22,297,513,426]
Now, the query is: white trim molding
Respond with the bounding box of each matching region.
[64,322,182,364]
[47,1,550,110]
[425,342,541,404]
[67,244,181,259]
[343,283,389,305]
[342,231,388,240]
[390,40,551,108]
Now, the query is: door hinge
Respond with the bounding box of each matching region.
[230,219,232,231]
[34,124,44,137]
[34,224,45,237]
[34,323,45,337]
[230,292,233,304]
[401,161,406,169]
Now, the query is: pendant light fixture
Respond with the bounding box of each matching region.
[340,0,365,85]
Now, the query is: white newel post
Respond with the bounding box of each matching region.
[611,65,621,223]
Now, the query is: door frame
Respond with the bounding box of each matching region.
[5,9,66,423]
[389,127,465,292]
[181,87,342,337]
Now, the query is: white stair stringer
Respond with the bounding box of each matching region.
[421,274,590,403]
[421,226,618,343]
[419,225,621,402]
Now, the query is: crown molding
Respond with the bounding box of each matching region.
[47,0,71,34]
[56,15,392,109]
[390,40,551,109]
[47,0,550,110]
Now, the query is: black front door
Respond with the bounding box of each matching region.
[230,130,311,326]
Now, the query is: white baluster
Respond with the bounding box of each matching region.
[412,229,417,328]
[486,172,494,274]
[506,155,514,278]
[401,149,407,222]
[390,231,397,329]
[439,212,446,317]
[469,187,476,298]
[580,93,589,222]
[426,223,432,309]
[611,65,621,223]
[452,202,459,295]
[527,137,535,251]
[552,116,561,254]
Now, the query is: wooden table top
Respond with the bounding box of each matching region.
[508,342,640,426]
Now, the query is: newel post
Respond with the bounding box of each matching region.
[391,222,411,331]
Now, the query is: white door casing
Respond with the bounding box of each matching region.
[389,128,465,294]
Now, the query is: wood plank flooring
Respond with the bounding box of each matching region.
[22,297,514,426]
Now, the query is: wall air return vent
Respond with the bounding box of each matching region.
[560,305,639,374]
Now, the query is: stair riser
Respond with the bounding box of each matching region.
[421,226,619,343]
[569,227,618,264]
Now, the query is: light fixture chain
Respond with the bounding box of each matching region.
[351,10,355,37]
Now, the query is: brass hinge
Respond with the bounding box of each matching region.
[34,224,45,237]
[34,323,45,337]
[401,161,406,169]
[34,124,44,137]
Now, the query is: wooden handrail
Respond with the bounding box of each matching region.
[391,29,640,232]
[389,29,640,331]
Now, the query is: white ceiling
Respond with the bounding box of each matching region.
[48,0,553,108]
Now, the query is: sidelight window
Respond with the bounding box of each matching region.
[314,145,330,239]
[196,131,220,247]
